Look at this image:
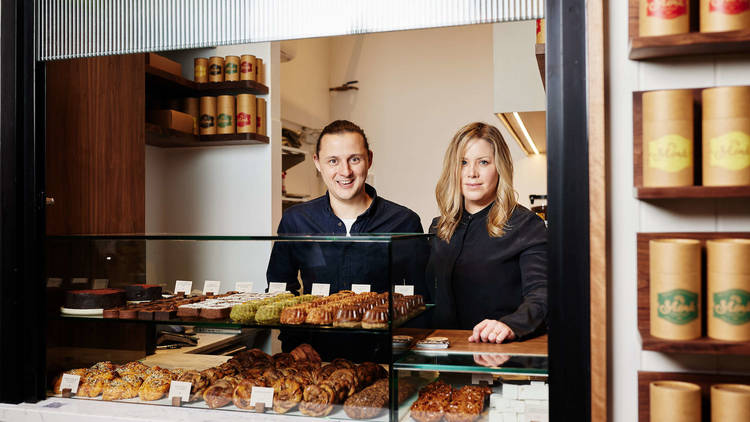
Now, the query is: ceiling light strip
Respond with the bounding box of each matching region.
[512,112,540,155]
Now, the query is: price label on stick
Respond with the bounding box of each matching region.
[472,374,493,385]
[311,283,330,296]
[168,381,193,402]
[203,280,221,295]
[268,282,286,293]
[351,284,371,294]
[174,280,193,295]
[60,374,81,394]
[250,386,275,408]
[235,282,254,293]
[394,285,414,296]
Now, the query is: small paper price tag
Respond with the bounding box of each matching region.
[394,285,414,296]
[250,386,275,408]
[203,280,221,295]
[60,374,81,394]
[311,283,330,296]
[235,282,254,293]
[46,277,63,288]
[174,280,193,295]
[71,277,88,285]
[92,279,109,289]
[168,381,193,401]
[268,282,286,293]
[471,374,493,385]
[351,284,370,294]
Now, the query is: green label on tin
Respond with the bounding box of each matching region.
[713,289,750,325]
[657,289,698,325]
[225,63,238,74]
[217,113,233,128]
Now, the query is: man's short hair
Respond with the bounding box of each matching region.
[315,120,370,154]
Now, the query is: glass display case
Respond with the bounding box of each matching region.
[44,234,548,421]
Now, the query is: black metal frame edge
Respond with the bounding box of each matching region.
[547,0,592,421]
[0,0,46,403]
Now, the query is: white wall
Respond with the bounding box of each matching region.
[607,3,750,421]
[328,24,547,230]
[145,43,281,294]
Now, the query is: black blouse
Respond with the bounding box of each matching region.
[426,203,548,339]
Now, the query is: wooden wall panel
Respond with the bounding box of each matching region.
[45,54,145,235]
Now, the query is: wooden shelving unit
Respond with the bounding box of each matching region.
[281,145,307,172]
[632,89,750,199]
[638,371,750,422]
[145,123,269,148]
[628,0,750,60]
[637,232,750,355]
[145,65,269,96]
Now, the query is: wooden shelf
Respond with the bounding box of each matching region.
[145,123,269,148]
[637,232,750,355]
[638,371,750,422]
[535,43,545,90]
[145,65,268,97]
[628,0,750,60]
[633,89,750,199]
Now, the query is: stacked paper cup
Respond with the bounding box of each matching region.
[712,384,750,421]
[650,381,701,422]
[707,239,750,341]
[650,239,702,340]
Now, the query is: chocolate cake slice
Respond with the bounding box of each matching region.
[125,284,163,301]
[64,289,126,309]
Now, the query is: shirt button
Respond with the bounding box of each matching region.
[338,222,342,227]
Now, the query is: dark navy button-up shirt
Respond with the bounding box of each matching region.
[265,184,426,295]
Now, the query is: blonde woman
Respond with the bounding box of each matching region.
[427,122,547,343]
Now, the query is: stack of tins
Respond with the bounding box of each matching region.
[194,55,264,84]
[642,86,750,187]
[198,96,266,136]
[650,381,750,422]
[639,0,749,36]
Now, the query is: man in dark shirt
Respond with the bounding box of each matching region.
[266,120,426,359]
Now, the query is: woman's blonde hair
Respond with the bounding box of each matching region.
[435,122,516,241]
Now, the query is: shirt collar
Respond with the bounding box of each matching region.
[323,183,379,219]
[461,201,494,222]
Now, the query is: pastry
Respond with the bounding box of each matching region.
[177,370,210,402]
[290,343,322,366]
[273,352,296,368]
[299,383,336,417]
[232,378,265,409]
[362,306,389,329]
[52,368,89,394]
[200,305,231,319]
[203,377,238,409]
[272,376,304,413]
[343,378,389,419]
[125,284,162,301]
[333,305,363,328]
[411,381,453,422]
[101,374,142,401]
[304,306,334,325]
[116,361,149,377]
[255,303,283,324]
[138,372,172,401]
[280,305,307,324]
[328,368,358,398]
[64,288,126,309]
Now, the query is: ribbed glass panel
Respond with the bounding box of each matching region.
[37,0,544,61]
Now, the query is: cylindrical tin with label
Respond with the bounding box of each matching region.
[701,0,750,32]
[707,239,750,341]
[208,56,224,83]
[536,19,545,44]
[199,96,217,135]
[711,384,750,422]
[224,56,240,82]
[236,94,257,134]
[650,239,702,340]
[640,0,690,36]
[702,86,750,186]
[256,97,267,136]
[650,381,701,422]
[256,58,265,85]
[240,54,256,81]
[642,89,694,187]
[194,58,208,83]
[181,97,200,135]
[216,95,235,134]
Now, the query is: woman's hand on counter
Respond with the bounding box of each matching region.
[468,319,516,343]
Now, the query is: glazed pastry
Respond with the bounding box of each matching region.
[411,381,453,422]
[255,303,283,324]
[177,370,210,402]
[333,305,363,328]
[200,367,225,385]
[304,307,334,325]
[290,343,322,366]
[101,374,142,401]
[280,305,307,325]
[232,378,265,409]
[90,361,116,372]
[314,364,338,383]
[444,385,490,422]
[328,368,359,398]
[203,377,238,409]
[138,376,170,401]
[331,358,356,369]
[355,362,384,390]
[273,352,296,368]
[299,383,336,417]
[362,306,389,329]
[52,368,88,394]
[272,376,304,413]
[343,378,389,419]
[115,361,149,377]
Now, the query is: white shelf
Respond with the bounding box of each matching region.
[281,145,308,155]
